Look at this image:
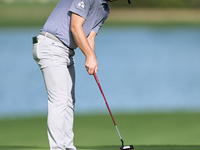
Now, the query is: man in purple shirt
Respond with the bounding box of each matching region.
[33,0,118,150]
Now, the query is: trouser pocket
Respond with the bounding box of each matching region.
[32,36,40,60]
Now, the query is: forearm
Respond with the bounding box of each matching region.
[71,13,98,74]
[87,33,95,52]
[71,22,95,59]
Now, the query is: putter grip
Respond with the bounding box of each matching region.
[93,72,99,84]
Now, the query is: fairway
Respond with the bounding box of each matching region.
[0,113,200,150]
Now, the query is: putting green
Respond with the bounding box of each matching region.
[76,145,200,150]
[0,113,200,150]
[0,145,199,150]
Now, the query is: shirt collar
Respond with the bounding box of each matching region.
[100,0,109,4]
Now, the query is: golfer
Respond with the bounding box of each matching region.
[32,0,117,150]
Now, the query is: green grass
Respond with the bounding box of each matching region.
[0,1,57,27]
[0,113,200,150]
[0,1,200,27]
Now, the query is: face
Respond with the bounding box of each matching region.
[109,0,117,2]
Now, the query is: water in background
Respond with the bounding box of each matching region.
[0,26,200,118]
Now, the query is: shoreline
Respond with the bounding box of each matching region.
[106,8,200,26]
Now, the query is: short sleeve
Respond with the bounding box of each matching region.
[92,16,108,34]
[92,24,101,34]
[69,0,90,19]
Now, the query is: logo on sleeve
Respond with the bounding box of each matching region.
[78,1,85,8]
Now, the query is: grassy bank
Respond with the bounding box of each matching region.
[0,1,200,27]
[0,113,200,150]
[107,8,200,27]
[0,1,56,27]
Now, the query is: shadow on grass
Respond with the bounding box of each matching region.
[0,146,48,150]
[77,145,119,150]
[77,145,200,150]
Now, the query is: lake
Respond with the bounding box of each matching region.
[0,26,200,118]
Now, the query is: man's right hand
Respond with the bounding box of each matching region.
[85,55,98,75]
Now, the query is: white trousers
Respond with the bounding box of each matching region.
[33,34,76,150]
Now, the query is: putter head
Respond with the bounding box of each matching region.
[128,0,131,4]
[120,145,134,150]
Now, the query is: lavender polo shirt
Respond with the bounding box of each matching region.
[42,0,110,49]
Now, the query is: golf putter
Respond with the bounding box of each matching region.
[93,72,134,150]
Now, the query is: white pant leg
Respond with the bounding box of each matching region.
[63,64,76,150]
[33,35,76,150]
